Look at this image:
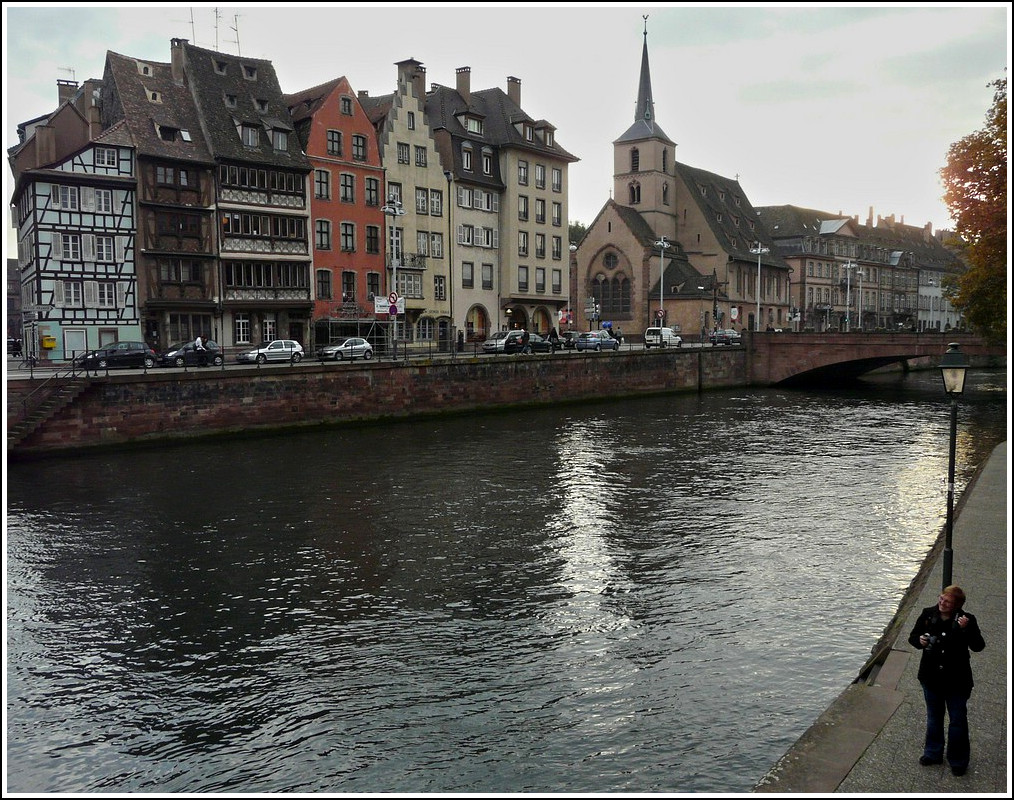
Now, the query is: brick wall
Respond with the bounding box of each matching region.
[10,349,748,457]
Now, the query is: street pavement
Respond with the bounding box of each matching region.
[755,441,1008,794]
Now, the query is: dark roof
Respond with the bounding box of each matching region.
[424,84,503,189]
[181,41,309,171]
[102,50,214,164]
[465,87,578,162]
[674,161,786,268]
[614,28,674,146]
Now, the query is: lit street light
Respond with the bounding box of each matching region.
[381,197,407,357]
[750,242,769,331]
[938,342,970,589]
[697,284,706,344]
[842,260,858,332]
[654,237,671,328]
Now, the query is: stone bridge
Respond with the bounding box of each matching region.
[748,331,1005,386]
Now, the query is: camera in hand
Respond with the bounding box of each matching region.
[923,634,940,652]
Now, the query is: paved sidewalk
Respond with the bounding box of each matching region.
[755,441,1008,794]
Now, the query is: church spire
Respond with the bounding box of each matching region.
[635,15,654,124]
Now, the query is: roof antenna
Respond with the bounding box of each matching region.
[58,66,76,82]
[229,13,242,55]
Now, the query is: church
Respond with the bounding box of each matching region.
[571,21,792,341]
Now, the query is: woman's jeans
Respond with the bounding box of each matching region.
[921,683,971,767]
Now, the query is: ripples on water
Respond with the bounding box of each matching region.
[5,369,1006,793]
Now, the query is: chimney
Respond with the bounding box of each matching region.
[867,206,874,227]
[456,67,471,103]
[358,89,369,99]
[171,38,187,84]
[412,63,426,101]
[37,124,56,166]
[88,105,102,139]
[507,75,521,106]
[57,79,78,106]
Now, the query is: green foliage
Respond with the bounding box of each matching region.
[939,78,1007,344]
[568,221,587,247]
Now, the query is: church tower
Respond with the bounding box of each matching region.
[613,17,677,239]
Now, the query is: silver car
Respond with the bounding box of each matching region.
[316,336,374,361]
[235,339,304,364]
[576,330,620,351]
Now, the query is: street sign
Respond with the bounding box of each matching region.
[389,305,398,317]
[388,292,399,305]
[656,309,665,319]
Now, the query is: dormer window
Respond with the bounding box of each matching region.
[224,93,237,108]
[156,123,179,141]
[465,117,483,135]
[214,59,228,75]
[271,129,288,151]
[137,62,153,77]
[461,145,473,172]
[545,130,554,147]
[240,124,259,147]
[255,99,268,112]
[145,88,163,104]
[242,64,257,81]
[525,125,533,142]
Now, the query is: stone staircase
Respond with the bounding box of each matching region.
[7,377,91,451]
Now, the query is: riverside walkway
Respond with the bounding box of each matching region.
[755,441,1008,794]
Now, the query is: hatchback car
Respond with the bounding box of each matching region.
[576,330,621,351]
[643,327,683,348]
[159,340,224,367]
[235,339,304,364]
[709,329,743,346]
[317,336,374,361]
[560,330,582,349]
[76,341,158,370]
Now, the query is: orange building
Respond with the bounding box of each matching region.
[286,77,387,349]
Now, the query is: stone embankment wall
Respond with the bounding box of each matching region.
[8,349,747,458]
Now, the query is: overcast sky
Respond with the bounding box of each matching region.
[4,3,1010,247]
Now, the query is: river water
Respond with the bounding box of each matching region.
[5,368,1007,794]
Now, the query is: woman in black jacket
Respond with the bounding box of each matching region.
[908,584,986,776]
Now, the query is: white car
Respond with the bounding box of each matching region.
[235,339,304,364]
[316,336,374,361]
[643,327,683,348]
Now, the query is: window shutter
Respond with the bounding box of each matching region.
[84,281,98,306]
[81,187,96,212]
[456,224,464,245]
[82,234,96,261]
[116,282,127,308]
[492,230,499,249]
[53,281,65,307]
[51,184,61,210]
[52,233,64,259]
[115,237,126,262]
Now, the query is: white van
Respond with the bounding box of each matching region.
[643,327,683,348]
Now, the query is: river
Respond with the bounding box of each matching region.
[5,367,1007,793]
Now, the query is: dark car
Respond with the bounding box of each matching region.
[709,329,743,346]
[561,330,582,349]
[482,330,552,354]
[159,340,224,367]
[76,341,158,370]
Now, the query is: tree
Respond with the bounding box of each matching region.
[939,78,1007,344]
[568,221,587,247]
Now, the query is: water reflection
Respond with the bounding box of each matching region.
[6,369,1006,793]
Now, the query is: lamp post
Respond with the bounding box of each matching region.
[381,197,406,356]
[938,342,969,590]
[444,170,454,350]
[842,260,858,332]
[654,236,671,328]
[697,284,706,344]
[750,242,769,331]
[786,267,794,331]
[856,268,864,331]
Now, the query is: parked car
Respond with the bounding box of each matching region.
[235,339,304,364]
[159,340,224,367]
[709,329,743,346]
[481,330,552,354]
[576,330,621,351]
[316,336,374,361]
[76,341,158,370]
[481,331,511,353]
[561,330,582,349]
[643,327,683,348]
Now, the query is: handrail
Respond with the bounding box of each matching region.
[18,366,87,420]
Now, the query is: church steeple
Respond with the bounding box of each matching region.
[634,16,654,124]
[614,16,674,146]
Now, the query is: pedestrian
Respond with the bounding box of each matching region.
[907,584,985,776]
[548,327,561,353]
[195,334,207,367]
[520,328,531,354]
[13,337,23,358]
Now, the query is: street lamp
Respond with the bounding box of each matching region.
[444,170,454,350]
[842,261,858,332]
[381,197,406,356]
[697,285,706,344]
[654,236,671,328]
[750,242,769,331]
[786,267,794,331]
[856,267,864,331]
[938,342,969,589]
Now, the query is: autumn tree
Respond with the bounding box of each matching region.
[939,77,1007,344]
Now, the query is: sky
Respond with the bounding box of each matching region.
[3,2,1010,252]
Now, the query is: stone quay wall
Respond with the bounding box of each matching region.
[8,348,748,458]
